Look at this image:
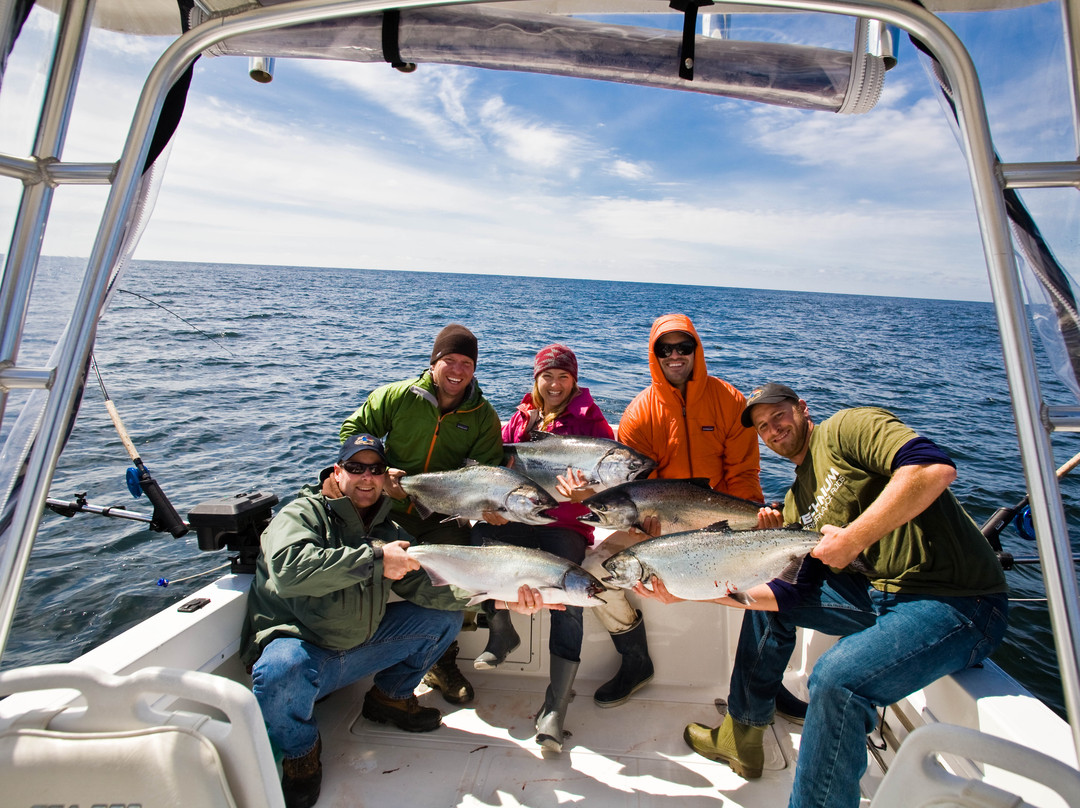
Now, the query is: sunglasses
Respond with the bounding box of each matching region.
[654,340,696,358]
[341,461,388,476]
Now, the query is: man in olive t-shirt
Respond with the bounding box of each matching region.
[641,384,1008,808]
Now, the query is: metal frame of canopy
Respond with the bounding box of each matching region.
[1,0,1079,766]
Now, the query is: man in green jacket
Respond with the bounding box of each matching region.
[243,434,548,808]
[340,323,504,703]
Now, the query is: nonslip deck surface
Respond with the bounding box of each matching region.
[313,673,804,807]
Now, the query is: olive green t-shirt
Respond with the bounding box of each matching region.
[782,408,1006,596]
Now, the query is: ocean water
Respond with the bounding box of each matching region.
[4,257,1077,717]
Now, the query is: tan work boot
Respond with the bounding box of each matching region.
[362,686,442,732]
[683,713,765,779]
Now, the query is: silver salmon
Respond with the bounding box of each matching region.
[399,465,558,525]
[579,478,763,532]
[408,543,608,607]
[504,432,656,501]
[601,526,822,604]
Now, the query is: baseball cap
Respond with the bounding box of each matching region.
[741,383,800,428]
[339,434,387,464]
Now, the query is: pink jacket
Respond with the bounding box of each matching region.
[503,387,614,543]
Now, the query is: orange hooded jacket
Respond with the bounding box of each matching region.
[617,314,763,502]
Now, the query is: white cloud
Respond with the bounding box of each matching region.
[607,159,651,180]
[3,3,1069,303]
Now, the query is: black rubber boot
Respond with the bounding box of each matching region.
[535,654,580,753]
[474,601,521,670]
[774,683,808,725]
[421,640,475,704]
[281,734,322,808]
[593,611,654,708]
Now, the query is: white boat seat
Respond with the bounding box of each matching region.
[0,663,284,808]
[870,722,1080,808]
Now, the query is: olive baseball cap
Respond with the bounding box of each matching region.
[741,383,800,428]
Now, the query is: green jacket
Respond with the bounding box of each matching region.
[340,370,504,515]
[240,472,468,667]
[783,408,1006,597]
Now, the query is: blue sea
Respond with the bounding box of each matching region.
[4,257,1077,717]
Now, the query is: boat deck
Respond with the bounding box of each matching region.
[320,666,805,807]
[308,603,877,808]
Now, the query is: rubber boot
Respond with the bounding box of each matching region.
[593,611,654,708]
[534,655,580,753]
[683,713,765,779]
[421,640,475,704]
[281,734,322,808]
[774,683,808,725]
[474,601,521,670]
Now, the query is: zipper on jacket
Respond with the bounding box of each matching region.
[680,403,696,479]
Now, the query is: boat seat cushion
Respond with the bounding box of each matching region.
[0,724,237,808]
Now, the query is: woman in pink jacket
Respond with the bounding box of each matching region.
[472,343,614,754]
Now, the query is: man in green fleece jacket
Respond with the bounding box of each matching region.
[340,323,504,704]
[243,434,547,808]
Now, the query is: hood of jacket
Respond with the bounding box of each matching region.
[647,313,709,409]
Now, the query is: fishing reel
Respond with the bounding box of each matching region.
[188,491,278,574]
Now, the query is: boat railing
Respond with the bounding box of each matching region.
[0,0,1078,768]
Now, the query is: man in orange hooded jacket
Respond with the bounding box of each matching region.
[586,313,763,707]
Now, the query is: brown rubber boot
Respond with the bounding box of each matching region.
[683,713,765,779]
[361,686,442,732]
[281,734,322,808]
[421,640,475,704]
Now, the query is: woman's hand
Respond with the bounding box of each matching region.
[497,584,566,613]
[556,467,596,502]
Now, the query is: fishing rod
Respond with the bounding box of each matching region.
[86,354,189,538]
[981,445,1080,570]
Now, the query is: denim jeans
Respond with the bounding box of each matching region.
[727,569,1008,808]
[251,600,463,759]
[472,521,588,661]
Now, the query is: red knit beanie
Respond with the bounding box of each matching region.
[533,344,578,380]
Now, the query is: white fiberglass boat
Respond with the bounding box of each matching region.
[1,1,1080,806]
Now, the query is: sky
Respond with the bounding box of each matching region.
[0,1,1076,301]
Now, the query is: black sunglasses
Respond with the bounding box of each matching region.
[341,461,388,476]
[654,340,696,358]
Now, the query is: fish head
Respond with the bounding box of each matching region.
[596,447,656,487]
[505,483,559,525]
[563,567,610,606]
[602,551,644,589]
[577,489,638,529]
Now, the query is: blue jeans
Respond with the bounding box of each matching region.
[251,600,462,759]
[472,521,587,662]
[727,570,1008,808]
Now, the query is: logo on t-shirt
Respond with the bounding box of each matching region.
[801,467,846,530]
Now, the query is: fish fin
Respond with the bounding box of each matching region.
[526,430,557,442]
[460,458,480,467]
[439,514,465,524]
[688,478,714,490]
[845,553,880,578]
[411,500,435,520]
[420,567,455,588]
[782,522,807,531]
[465,593,490,607]
[777,555,808,585]
[727,591,756,605]
[704,519,733,532]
